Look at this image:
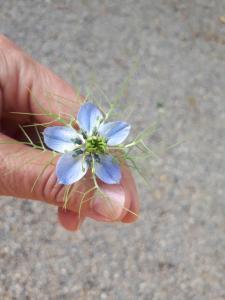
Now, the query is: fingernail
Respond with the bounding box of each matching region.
[92,184,126,220]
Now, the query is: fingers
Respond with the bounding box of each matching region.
[0,134,139,222]
[0,134,139,229]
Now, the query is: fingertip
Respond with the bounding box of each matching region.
[121,209,139,223]
[120,166,140,223]
[57,207,85,231]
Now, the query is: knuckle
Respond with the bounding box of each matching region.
[41,169,65,205]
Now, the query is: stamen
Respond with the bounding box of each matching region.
[85,136,107,154]
[71,138,82,145]
[85,154,92,166]
[94,154,100,163]
[72,149,83,157]
[81,131,87,139]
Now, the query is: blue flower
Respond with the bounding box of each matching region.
[43,103,131,185]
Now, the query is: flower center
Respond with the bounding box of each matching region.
[85,136,107,154]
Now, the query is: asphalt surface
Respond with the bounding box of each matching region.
[0,1,225,299]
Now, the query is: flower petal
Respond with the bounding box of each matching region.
[94,154,121,184]
[77,102,103,135]
[56,152,88,185]
[99,121,131,146]
[43,126,79,153]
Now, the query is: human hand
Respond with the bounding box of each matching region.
[0,35,139,231]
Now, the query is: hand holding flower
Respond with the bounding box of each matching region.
[0,35,139,231]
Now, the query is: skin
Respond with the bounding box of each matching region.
[0,35,139,231]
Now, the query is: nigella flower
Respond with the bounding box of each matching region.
[43,103,130,185]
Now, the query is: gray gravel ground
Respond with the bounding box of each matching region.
[0,0,225,299]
